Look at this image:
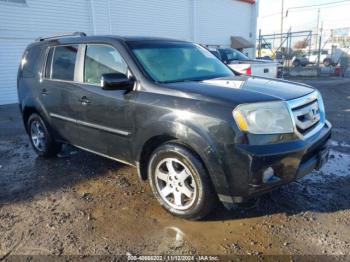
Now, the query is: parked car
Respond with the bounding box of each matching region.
[293,50,337,67]
[18,33,331,219]
[292,55,309,67]
[210,47,283,78]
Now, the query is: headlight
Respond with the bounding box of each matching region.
[233,101,294,134]
[316,91,326,122]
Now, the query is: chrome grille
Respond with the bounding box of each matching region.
[293,100,320,132]
[287,91,325,138]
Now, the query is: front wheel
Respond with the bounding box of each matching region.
[148,143,217,220]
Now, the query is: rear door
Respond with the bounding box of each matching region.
[40,45,81,143]
[74,44,135,162]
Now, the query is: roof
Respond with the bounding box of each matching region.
[34,32,188,45]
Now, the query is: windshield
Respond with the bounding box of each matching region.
[129,42,234,83]
[221,48,250,62]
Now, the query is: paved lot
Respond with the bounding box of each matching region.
[0,78,350,258]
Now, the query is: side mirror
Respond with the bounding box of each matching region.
[100,73,134,91]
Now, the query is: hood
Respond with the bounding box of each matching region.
[162,76,314,105]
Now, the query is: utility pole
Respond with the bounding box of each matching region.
[280,0,284,45]
[258,29,262,58]
[317,21,324,68]
[315,8,320,49]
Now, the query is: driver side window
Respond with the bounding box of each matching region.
[84,45,128,85]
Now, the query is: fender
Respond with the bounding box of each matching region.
[133,115,232,196]
[21,95,51,121]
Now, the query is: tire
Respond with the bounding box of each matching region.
[27,113,61,157]
[148,143,217,220]
[323,58,331,67]
[293,59,301,67]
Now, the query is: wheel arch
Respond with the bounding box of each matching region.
[22,106,40,133]
[137,135,208,181]
[133,121,230,198]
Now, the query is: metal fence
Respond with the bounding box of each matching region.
[257,29,350,77]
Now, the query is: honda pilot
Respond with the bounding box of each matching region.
[17,33,331,219]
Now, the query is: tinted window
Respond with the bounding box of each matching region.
[84,45,128,85]
[51,45,78,81]
[222,48,249,61]
[21,46,42,78]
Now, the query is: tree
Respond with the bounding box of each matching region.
[294,39,309,49]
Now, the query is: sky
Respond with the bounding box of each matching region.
[258,0,350,35]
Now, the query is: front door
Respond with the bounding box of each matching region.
[75,44,135,163]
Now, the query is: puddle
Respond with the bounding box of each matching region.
[318,149,350,177]
[330,140,350,149]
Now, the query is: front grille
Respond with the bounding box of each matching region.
[292,100,320,134]
[287,91,325,138]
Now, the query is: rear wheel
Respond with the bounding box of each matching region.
[27,113,61,157]
[323,58,332,67]
[293,59,301,67]
[148,143,217,220]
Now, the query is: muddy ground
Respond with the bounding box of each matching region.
[0,78,350,259]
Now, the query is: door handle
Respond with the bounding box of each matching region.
[79,96,91,106]
[41,88,48,96]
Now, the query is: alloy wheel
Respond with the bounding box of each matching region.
[155,158,197,210]
[30,120,47,152]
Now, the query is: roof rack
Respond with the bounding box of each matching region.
[35,32,87,42]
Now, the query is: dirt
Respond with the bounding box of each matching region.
[0,78,350,259]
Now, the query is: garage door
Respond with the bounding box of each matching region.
[0,38,31,105]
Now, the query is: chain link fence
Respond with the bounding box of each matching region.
[257,28,350,77]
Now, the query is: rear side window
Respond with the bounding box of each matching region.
[21,46,42,78]
[50,45,78,81]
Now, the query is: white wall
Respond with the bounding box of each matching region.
[0,0,257,105]
[196,0,256,57]
[0,0,92,105]
[108,0,193,41]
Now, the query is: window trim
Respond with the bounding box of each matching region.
[42,44,79,83]
[82,43,129,86]
[42,43,134,88]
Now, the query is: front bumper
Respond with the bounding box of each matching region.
[218,121,332,204]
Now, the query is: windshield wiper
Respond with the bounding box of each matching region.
[161,78,204,84]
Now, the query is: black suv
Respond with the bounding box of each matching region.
[18,32,331,219]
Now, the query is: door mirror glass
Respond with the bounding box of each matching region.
[101,73,134,90]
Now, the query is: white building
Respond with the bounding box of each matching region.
[0,0,258,105]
